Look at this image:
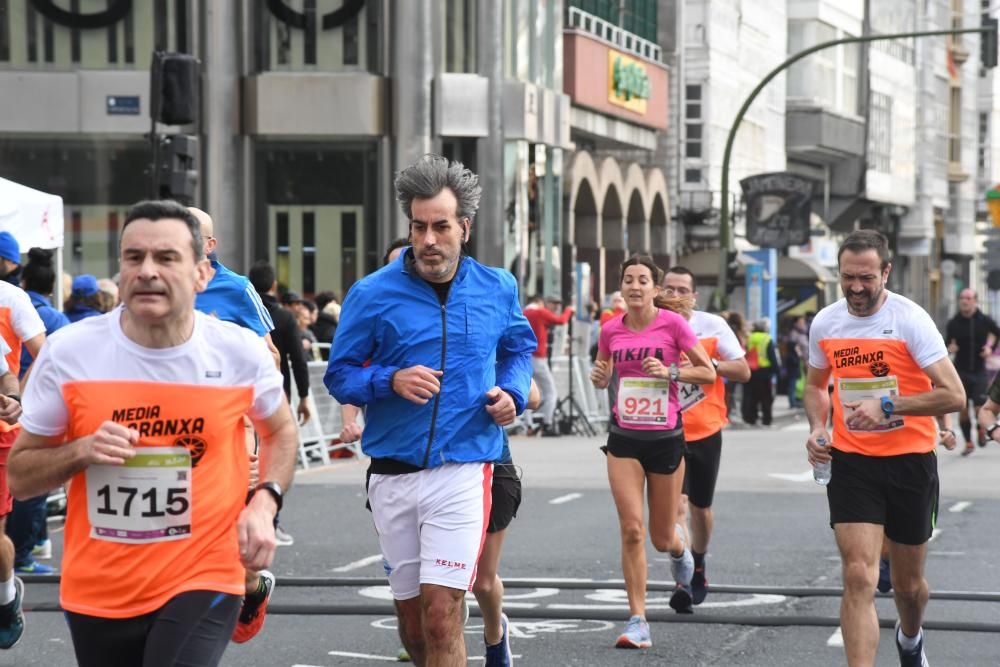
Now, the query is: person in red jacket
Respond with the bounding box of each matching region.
[524,295,574,436]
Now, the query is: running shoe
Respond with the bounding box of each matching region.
[31,539,52,560]
[0,577,24,649]
[877,557,892,594]
[691,564,709,605]
[669,584,694,614]
[232,570,275,643]
[669,528,694,587]
[14,560,54,575]
[961,443,974,457]
[615,615,651,649]
[484,612,513,666]
[894,620,929,667]
[274,525,294,546]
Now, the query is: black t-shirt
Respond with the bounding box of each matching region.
[425,278,453,305]
[946,310,1000,374]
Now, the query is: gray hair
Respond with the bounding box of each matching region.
[395,154,482,221]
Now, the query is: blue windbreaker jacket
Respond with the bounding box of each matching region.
[324,251,536,469]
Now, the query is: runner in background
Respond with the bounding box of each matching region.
[8,200,298,666]
[7,247,69,577]
[188,207,287,642]
[590,254,715,649]
[662,267,750,612]
[0,274,46,650]
[944,288,999,455]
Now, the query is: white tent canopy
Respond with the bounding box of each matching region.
[0,177,65,251]
[0,177,66,307]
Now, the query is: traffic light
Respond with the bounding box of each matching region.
[982,18,998,69]
[157,135,198,204]
[151,52,200,125]
[725,250,739,294]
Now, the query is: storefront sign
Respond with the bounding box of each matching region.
[740,172,816,249]
[608,52,650,114]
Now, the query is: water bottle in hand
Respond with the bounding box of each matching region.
[813,437,831,486]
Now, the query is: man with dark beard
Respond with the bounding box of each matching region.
[802,229,965,667]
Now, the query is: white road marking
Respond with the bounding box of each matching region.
[948,501,972,513]
[827,627,844,647]
[767,471,816,483]
[549,492,582,505]
[929,528,942,543]
[326,651,398,661]
[565,591,786,610]
[331,554,383,572]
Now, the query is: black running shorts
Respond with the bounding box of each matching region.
[682,429,723,509]
[65,589,242,667]
[602,430,686,475]
[488,463,522,533]
[957,369,988,407]
[827,448,939,546]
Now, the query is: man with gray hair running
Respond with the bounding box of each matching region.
[325,155,535,666]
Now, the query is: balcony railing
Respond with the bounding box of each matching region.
[565,6,662,63]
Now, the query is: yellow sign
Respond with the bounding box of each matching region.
[987,185,1000,227]
[608,51,650,114]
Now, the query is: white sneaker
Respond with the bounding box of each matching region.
[31,539,52,560]
[274,526,294,546]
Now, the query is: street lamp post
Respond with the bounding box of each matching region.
[715,25,998,310]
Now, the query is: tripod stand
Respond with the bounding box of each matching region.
[554,317,597,437]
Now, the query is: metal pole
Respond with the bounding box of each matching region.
[715,25,997,310]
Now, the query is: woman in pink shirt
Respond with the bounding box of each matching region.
[590,255,716,649]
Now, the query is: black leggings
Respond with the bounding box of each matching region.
[65,590,242,667]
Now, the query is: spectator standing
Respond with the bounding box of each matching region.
[742,318,779,426]
[0,233,21,287]
[523,295,574,436]
[248,262,311,427]
[64,275,104,323]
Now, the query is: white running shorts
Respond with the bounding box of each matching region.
[368,462,493,600]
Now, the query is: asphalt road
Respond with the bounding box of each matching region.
[5,419,1000,666]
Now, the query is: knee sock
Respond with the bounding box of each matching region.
[692,550,706,570]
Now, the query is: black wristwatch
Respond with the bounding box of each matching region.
[988,423,1000,441]
[252,481,283,513]
[4,394,19,403]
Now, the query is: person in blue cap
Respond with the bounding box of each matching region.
[0,233,21,287]
[64,275,104,323]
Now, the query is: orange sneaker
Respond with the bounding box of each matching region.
[232,570,275,643]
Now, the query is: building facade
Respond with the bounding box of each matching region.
[0,0,572,304]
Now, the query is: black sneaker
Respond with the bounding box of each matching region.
[0,577,24,649]
[691,565,708,605]
[668,584,693,614]
[894,621,929,667]
[961,444,974,457]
